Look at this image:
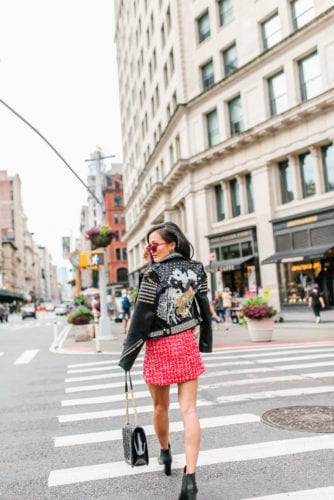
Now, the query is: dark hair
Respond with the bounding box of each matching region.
[146,222,194,260]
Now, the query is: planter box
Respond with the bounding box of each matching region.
[73,323,95,342]
[246,317,274,342]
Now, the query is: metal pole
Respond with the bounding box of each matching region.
[94,149,116,339]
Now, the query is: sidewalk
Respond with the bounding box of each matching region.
[51,307,334,356]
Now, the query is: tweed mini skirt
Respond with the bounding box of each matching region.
[143,329,205,386]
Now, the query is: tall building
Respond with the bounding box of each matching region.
[114,0,334,309]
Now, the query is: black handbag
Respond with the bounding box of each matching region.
[122,371,149,467]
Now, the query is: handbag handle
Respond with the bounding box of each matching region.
[124,371,139,427]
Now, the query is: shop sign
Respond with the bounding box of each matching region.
[291,262,321,272]
[286,215,318,228]
[222,265,235,272]
[281,256,304,263]
[210,230,252,244]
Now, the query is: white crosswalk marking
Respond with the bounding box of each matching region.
[50,342,334,495]
[244,486,334,499]
[54,414,260,447]
[49,435,334,486]
[14,349,39,365]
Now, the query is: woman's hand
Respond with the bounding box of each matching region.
[143,248,153,265]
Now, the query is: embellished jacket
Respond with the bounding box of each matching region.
[119,253,213,372]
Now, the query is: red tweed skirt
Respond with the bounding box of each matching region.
[143,329,205,386]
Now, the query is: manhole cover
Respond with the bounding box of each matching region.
[261,406,334,433]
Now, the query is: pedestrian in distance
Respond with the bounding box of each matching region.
[308,283,325,323]
[207,289,221,325]
[119,222,212,500]
[121,289,131,335]
[213,290,225,323]
[222,287,232,330]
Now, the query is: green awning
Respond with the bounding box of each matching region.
[262,245,334,264]
[0,289,24,301]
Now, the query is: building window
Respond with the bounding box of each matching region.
[206,109,220,147]
[291,0,315,29]
[322,143,334,192]
[278,160,294,204]
[230,179,240,217]
[268,71,288,115]
[218,0,233,26]
[169,49,175,74]
[246,174,254,213]
[261,13,281,50]
[298,51,322,101]
[201,60,214,89]
[114,214,119,224]
[215,184,225,221]
[114,196,123,207]
[116,248,121,260]
[122,248,127,260]
[117,267,128,282]
[223,43,238,76]
[197,11,210,43]
[299,152,316,198]
[228,95,243,136]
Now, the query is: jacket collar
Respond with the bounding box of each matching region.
[158,252,185,263]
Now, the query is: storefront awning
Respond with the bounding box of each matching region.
[209,255,254,272]
[0,289,24,302]
[261,245,334,264]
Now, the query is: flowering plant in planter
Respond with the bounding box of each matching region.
[240,296,277,325]
[85,225,115,248]
[67,306,94,325]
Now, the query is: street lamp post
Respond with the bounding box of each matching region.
[91,148,117,340]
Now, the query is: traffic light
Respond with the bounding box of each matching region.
[90,250,105,268]
[79,252,89,269]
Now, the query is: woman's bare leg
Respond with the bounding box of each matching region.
[178,378,200,474]
[148,384,170,449]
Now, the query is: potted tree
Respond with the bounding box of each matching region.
[240,296,277,342]
[85,225,115,248]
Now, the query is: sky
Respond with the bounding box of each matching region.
[0,0,123,268]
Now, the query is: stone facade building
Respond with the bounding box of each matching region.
[114,0,334,310]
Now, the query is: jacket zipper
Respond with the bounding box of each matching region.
[120,338,144,360]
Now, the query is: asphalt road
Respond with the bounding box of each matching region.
[1,312,334,499]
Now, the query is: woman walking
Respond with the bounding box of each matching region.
[119,222,212,499]
[308,284,325,323]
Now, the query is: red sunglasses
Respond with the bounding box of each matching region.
[146,241,169,253]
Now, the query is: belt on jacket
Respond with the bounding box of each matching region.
[148,318,199,339]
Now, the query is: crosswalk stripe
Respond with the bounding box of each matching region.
[216,385,334,403]
[61,383,334,408]
[206,341,334,353]
[65,367,334,394]
[48,434,334,486]
[61,386,177,407]
[54,413,260,447]
[57,399,214,423]
[64,359,334,383]
[244,486,334,499]
[14,349,39,365]
[257,353,334,363]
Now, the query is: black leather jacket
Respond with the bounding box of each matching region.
[119,253,212,371]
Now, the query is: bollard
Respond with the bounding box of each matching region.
[95,317,102,353]
[53,319,59,348]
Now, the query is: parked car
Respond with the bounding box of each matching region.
[45,303,55,312]
[0,305,9,323]
[21,304,37,319]
[55,304,68,316]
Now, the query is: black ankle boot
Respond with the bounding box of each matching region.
[178,467,198,500]
[158,443,172,476]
